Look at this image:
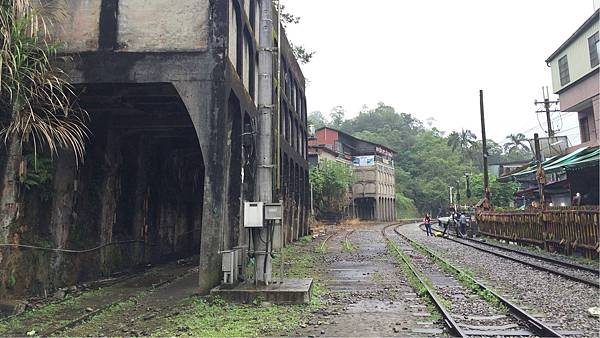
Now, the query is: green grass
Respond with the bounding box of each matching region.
[153,238,327,336]
[153,296,311,337]
[0,288,110,336]
[57,290,148,336]
[342,238,354,253]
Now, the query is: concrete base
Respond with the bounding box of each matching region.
[210,278,313,305]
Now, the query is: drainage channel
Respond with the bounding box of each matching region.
[385,223,566,337]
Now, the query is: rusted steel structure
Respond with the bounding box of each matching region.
[477,207,599,258]
[0,0,308,298]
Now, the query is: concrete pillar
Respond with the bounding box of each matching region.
[175,81,227,293]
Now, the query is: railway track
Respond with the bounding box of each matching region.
[425,223,600,288]
[383,223,569,337]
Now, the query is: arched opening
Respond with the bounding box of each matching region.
[71,83,205,280]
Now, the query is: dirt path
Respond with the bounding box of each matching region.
[296,223,446,337]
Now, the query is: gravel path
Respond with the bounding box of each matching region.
[400,223,600,337]
[297,223,446,337]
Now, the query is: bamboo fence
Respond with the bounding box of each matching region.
[477,207,600,258]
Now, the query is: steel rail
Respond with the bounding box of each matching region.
[425,224,599,288]
[395,224,563,338]
[460,236,599,274]
[382,223,467,338]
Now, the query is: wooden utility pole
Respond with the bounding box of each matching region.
[534,133,546,208]
[479,90,490,206]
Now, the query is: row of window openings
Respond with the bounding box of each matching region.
[229,0,308,124]
[558,32,599,87]
[281,111,307,158]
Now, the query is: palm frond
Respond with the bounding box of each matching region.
[0,0,88,164]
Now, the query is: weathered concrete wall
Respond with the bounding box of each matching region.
[51,0,101,52]
[51,0,210,52]
[118,0,210,52]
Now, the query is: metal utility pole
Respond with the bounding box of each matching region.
[255,0,274,285]
[534,133,546,208]
[535,87,560,137]
[479,90,490,205]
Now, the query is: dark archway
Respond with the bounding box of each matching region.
[62,82,205,281]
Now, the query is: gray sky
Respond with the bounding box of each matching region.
[282,0,597,146]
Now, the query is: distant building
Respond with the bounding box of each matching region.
[308,127,396,221]
[546,9,599,148]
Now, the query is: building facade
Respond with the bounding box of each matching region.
[308,127,396,221]
[546,9,599,148]
[0,0,308,298]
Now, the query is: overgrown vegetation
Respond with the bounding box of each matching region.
[153,236,326,336]
[153,296,310,337]
[309,159,353,218]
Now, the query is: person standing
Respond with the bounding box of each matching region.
[459,213,467,238]
[424,213,432,236]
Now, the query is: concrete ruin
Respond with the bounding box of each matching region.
[0,0,308,299]
[308,127,396,221]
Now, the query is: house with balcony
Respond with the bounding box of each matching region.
[546,9,599,148]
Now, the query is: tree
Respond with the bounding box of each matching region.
[471,174,519,208]
[0,1,88,240]
[504,133,531,153]
[309,160,353,218]
[329,106,345,129]
[274,1,315,64]
[307,111,327,129]
[447,129,477,161]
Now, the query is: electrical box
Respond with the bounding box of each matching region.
[221,249,239,285]
[244,202,264,228]
[264,202,283,220]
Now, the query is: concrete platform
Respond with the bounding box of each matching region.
[210,278,313,305]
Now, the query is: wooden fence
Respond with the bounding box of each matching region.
[476,207,600,258]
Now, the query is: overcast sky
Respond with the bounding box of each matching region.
[282,0,598,146]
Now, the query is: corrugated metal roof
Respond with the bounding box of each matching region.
[507,146,598,179]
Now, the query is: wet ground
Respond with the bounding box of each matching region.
[296,223,446,337]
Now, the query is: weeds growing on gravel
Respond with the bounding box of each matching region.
[406,237,508,313]
[386,240,442,323]
[342,239,354,253]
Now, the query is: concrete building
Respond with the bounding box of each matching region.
[308,127,396,221]
[546,9,599,148]
[0,0,308,298]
